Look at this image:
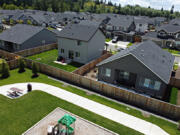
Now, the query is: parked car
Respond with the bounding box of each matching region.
[112,36,118,43]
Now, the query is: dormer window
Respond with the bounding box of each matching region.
[77,40,82,46]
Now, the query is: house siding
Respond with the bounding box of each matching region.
[98,54,167,99]
[20,29,57,51]
[57,29,105,64]
[57,37,88,64]
[87,29,105,62]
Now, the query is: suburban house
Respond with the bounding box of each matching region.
[143,24,180,49]
[105,15,136,37]
[97,40,175,99]
[0,24,57,52]
[134,17,150,33]
[57,24,105,64]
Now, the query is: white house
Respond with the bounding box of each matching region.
[57,24,105,64]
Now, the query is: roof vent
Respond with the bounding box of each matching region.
[162,60,165,63]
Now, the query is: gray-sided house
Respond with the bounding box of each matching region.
[0,24,56,52]
[97,40,175,99]
[57,24,105,64]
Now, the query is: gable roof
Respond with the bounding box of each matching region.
[0,24,44,44]
[157,24,180,33]
[97,40,174,84]
[57,24,100,42]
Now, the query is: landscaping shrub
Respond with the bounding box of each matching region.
[18,58,26,73]
[1,59,10,78]
[32,62,39,78]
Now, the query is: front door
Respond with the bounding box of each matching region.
[68,50,74,59]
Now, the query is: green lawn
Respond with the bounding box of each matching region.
[27,49,83,72]
[0,92,142,135]
[0,69,180,135]
[127,43,133,48]
[105,38,111,42]
[170,87,178,105]
[164,48,180,57]
[174,63,179,71]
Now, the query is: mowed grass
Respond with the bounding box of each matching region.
[0,69,180,135]
[27,49,83,72]
[0,91,143,135]
[170,87,178,105]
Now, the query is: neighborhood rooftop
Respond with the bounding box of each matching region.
[157,24,180,33]
[57,24,99,42]
[0,24,44,44]
[97,40,175,84]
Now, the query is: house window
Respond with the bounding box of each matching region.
[105,68,111,77]
[16,44,20,50]
[154,81,161,90]
[144,78,150,88]
[61,49,64,53]
[139,24,142,27]
[42,40,46,44]
[75,52,80,57]
[140,77,161,91]
[119,71,129,80]
[77,40,82,46]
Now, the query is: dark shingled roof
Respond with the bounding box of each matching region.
[97,40,174,84]
[157,24,180,33]
[0,24,44,44]
[57,24,99,41]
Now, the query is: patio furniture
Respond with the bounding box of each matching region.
[7,91,19,98]
[10,87,23,94]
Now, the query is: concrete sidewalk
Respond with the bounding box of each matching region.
[0,82,169,135]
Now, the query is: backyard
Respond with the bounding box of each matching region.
[0,69,179,135]
[169,87,178,105]
[27,49,83,72]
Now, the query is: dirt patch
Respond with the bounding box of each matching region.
[84,68,98,81]
[23,108,118,135]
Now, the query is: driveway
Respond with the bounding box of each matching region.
[0,82,169,135]
[106,40,129,51]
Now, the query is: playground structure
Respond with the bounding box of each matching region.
[50,114,76,135]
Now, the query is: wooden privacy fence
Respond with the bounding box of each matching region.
[73,52,112,75]
[24,58,180,121]
[15,43,57,57]
[1,48,180,120]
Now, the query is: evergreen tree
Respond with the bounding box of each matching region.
[32,62,39,78]
[1,59,10,78]
[18,58,26,73]
[170,5,174,14]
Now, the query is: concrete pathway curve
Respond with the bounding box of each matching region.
[0,82,169,135]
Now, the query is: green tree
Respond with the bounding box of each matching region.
[27,20,32,25]
[10,19,14,25]
[32,62,39,78]
[1,59,10,78]
[18,58,26,73]
[170,5,174,14]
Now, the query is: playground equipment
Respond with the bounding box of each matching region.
[51,114,76,135]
